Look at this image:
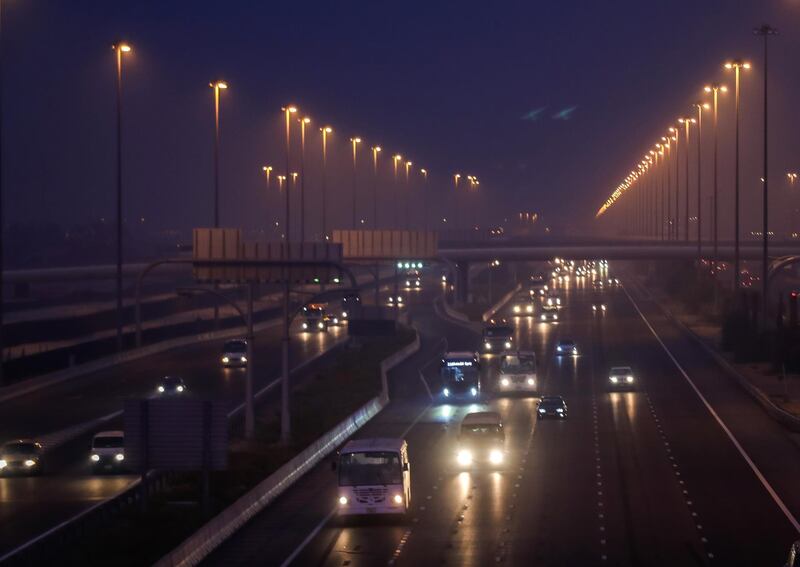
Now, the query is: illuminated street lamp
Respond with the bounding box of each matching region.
[112,41,132,352]
[371,146,381,228]
[678,116,696,242]
[281,106,297,243]
[320,126,332,239]
[299,116,311,242]
[405,161,412,228]
[724,59,751,290]
[350,137,362,229]
[705,83,728,269]
[209,80,228,228]
[454,173,461,231]
[420,168,428,231]
[393,154,402,228]
[262,165,273,189]
[691,102,709,258]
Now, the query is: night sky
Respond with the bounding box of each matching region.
[4,0,800,251]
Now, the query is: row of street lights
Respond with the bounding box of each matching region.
[596,25,780,323]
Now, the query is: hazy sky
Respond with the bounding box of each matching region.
[4,0,800,239]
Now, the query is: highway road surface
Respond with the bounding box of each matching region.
[204,262,800,567]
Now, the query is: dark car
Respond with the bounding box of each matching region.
[157,375,187,395]
[221,339,248,367]
[537,396,568,419]
[556,339,578,356]
[0,440,44,476]
[341,291,361,320]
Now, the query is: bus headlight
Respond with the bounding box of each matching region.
[489,450,503,465]
[115,453,125,461]
[393,494,403,504]
[443,388,450,397]
[527,378,535,386]
[501,378,510,387]
[457,450,473,466]
[339,496,348,505]
[484,342,491,350]
[504,341,511,349]
[470,387,478,397]
[90,454,100,462]
[526,305,533,313]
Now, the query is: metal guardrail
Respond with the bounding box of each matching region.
[482,283,522,322]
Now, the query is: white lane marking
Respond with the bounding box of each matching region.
[624,285,800,534]
[279,507,336,567]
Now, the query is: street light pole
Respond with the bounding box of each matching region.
[678,117,695,242]
[320,126,332,240]
[299,117,310,243]
[371,146,381,228]
[392,155,402,228]
[705,83,726,273]
[112,42,131,353]
[755,25,777,327]
[453,173,461,233]
[693,102,707,260]
[420,168,428,231]
[405,161,412,229]
[0,2,5,385]
[281,104,296,446]
[725,59,750,291]
[350,137,361,229]
[210,81,228,227]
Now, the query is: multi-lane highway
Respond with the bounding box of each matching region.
[203,262,800,566]
[0,287,365,558]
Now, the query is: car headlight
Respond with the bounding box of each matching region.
[601,305,606,311]
[592,305,597,311]
[176,385,185,393]
[393,494,403,504]
[0,459,6,469]
[443,388,450,397]
[526,305,533,313]
[457,450,473,466]
[115,453,125,462]
[489,450,504,465]
[556,408,564,413]
[470,387,478,396]
[318,322,324,329]
[626,375,634,383]
[485,342,492,349]
[557,346,562,352]
[24,459,36,467]
[333,318,339,324]
[339,496,348,505]
[573,348,578,355]
[302,323,308,329]
[241,356,247,363]
[538,408,546,413]
[541,314,546,321]
[406,280,411,286]
[501,378,510,387]
[610,376,619,383]
[415,281,420,287]
[527,378,535,385]
[158,385,165,393]
[342,311,348,318]
[397,297,403,303]
[553,314,558,320]
[222,356,230,364]
[513,305,521,313]
[91,454,100,462]
[504,341,512,349]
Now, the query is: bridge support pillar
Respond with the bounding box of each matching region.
[455,261,470,305]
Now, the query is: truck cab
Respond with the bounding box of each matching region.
[335,438,410,516]
[482,322,514,354]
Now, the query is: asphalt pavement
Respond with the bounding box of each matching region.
[203,262,800,567]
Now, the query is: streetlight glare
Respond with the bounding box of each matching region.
[374,146,381,152]
[322,126,332,133]
[302,117,311,124]
[283,106,298,113]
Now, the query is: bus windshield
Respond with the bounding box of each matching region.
[501,355,536,374]
[440,364,479,385]
[338,451,403,486]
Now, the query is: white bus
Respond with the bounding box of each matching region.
[497,351,538,393]
[335,438,411,516]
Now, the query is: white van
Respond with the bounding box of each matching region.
[498,351,538,393]
[335,438,410,516]
[90,430,125,473]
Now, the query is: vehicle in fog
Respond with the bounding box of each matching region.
[592,302,607,313]
[512,292,536,316]
[221,339,248,367]
[537,396,568,419]
[156,375,187,395]
[543,291,562,307]
[556,339,579,356]
[335,438,410,516]
[456,412,505,468]
[90,431,125,473]
[497,351,537,393]
[301,303,336,331]
[341,291,361,320]
[0,440,43,476]
[540,304,559,322]
[387,294,404,307]
[440,351,481,399]
[608,366,636,390]
[482,322,514,353]
[404,269,422,289]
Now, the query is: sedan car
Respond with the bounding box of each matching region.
[608,366,636,389]
[0,440,44,476]
[592,303,607,313]
[555,339,579,356]
[537,396,568,419]
[221,339,248,367]
[540,306,559,322]
[157,375,187,395]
